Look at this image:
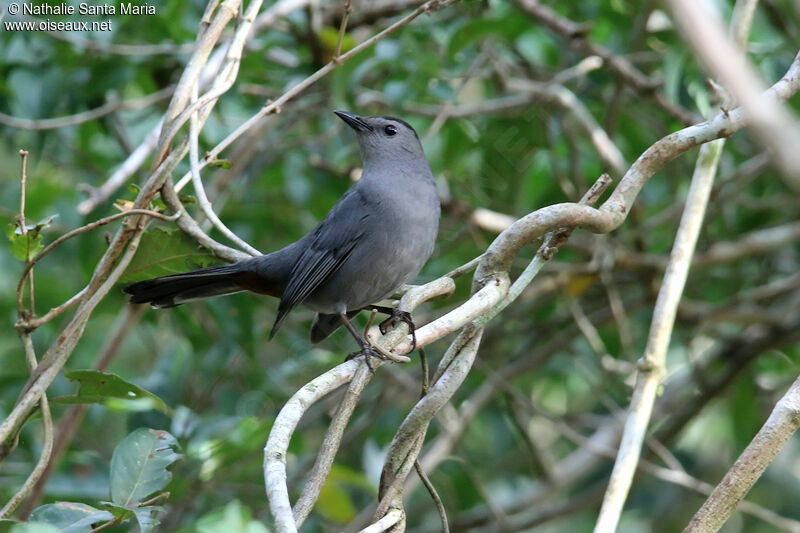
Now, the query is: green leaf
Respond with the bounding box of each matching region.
[317,481,356,524]
[206,158,232,170]
[5,215,57,261]
[110,428,182,507]
[119,227,216,283]
[28,503,113,533]
[6,225,42,261]
[314,464,374,525]
[318,26,356,56]
[51,370,169,414]
[98,502,134,521]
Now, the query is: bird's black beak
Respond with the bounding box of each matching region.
[334,110,373,132]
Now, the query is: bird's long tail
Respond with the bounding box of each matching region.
[124,244,298,310]
[123,264,249,308]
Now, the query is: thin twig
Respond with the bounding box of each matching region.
[15,209,179,328]
[334,0,353,60]
[0,333,53,518]
[0,157,55,517]
[415,460,449,533]
[188,82,261,256]
[413,346,447,532]
[16,150,35,315]
[444,254,484,279]
[0,86,174,130]
[177,0,460,192]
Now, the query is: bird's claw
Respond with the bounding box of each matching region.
[345,345,388,373]
[378,309,417,351]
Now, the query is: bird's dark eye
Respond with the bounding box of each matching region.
[384,125,398,136]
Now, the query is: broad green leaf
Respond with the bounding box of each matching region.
[119,227,216,283]
[28,503,113,533]
[110,428,182,507]
[51,370,169,414]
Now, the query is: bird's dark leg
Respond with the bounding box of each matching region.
[365,305,417,352]
[340,312,388,372]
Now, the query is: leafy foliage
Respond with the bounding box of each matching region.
[120,227,217,283]
[52,371,169,414]
[21,429,179,532]
[109,429,181,507]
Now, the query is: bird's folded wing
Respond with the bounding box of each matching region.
[269,189,370,338]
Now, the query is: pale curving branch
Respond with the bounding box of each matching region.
[188,81,262,256]
[593,136,722,533]
[366,175,610,528]
[261,50,800,530]
[594,4,762,526]
[264,277,455,533]
[472,50,800,289]
[668,0,800,192]
[0,0,240,444]
[264,359,363,533]
[358,508,403,533]
[683,374,800,533]
[291,364,375,527]
[376,330,485,520]
[76,0,312,215]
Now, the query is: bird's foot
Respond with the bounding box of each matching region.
[338,310,410,373]
[345,345,389,373]
[378,309,417,351]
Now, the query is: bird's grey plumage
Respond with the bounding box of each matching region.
[124,110,440,345]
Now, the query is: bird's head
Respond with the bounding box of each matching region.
[334,110,427,171]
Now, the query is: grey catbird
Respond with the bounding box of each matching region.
[124,111,440,363]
